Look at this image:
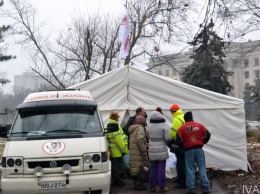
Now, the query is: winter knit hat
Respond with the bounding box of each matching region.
[156,107,163,115]
[149,111,165,123]
[110,112,120,120]
[184,111,193,122]
[134,115,145,125]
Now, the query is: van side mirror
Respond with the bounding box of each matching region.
[105,123,119,133]
[0,125,8,138]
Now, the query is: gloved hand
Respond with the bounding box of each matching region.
[167,140,176,148]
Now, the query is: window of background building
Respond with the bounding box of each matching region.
[165,69,169,76]
[244,83,250,90]
[255,58,259,66]
[244,59,249,67]
[244,71,249,79]
[232,59,239,67]
[158,69,162,75]
[255,70,259,79]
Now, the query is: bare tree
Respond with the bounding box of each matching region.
[94,14,121,73]
[196,0,260,42]
[1,0,65,88]
[0,72,10,86]
[54,0,197,80]
[124,0,196,67]
[1,0,123,87]
[146,0,260,71]
[56,0,197,79]
[0,91,16,124]
[54,12,121,84]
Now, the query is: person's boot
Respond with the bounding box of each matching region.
[186,188,195,194]
[134,178,147,190]
[172,176,179,183]
[174,182,186,189]
[112,180,125,186]
[203,187,212,194]
[159,187,168,193]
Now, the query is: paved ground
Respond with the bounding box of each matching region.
[110,176,232,194]
[0,174,232,194]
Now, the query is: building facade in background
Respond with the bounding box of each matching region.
[14,72,54,94]
[146,40,260,100]
[0,72,55,125]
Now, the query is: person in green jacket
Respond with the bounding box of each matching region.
[107,112,128,186]
[168,104,186,189]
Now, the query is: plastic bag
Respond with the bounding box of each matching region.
[137,162,150,182]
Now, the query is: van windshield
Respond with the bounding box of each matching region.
[11,106,102,137]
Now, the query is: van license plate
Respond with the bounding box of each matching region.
[41,181,66,190]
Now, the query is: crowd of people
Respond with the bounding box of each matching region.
[106,105,212,194]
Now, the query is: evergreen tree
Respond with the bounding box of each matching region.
[250,78,260,103]
[180,20,232,95]
[248,78,260,120]
[0,1,14,85]
[244,89,254,120]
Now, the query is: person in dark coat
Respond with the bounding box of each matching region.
[176,111,211,194]
[123,107,146,151]
[123,107,146,136]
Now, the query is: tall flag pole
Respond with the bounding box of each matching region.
[119,5,130,59]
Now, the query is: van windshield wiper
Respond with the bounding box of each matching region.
[46,129,87,134]
[10,131,46,136]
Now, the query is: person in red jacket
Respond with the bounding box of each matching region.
[176,111,211,194]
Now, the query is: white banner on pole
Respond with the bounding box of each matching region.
[119,6,130,59]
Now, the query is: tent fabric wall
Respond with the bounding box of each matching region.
[69,66,247,171]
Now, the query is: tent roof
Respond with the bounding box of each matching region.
[70,65,243,111]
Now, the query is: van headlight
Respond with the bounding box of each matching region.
[84,155,92,163]
[15,158,23,166]
[6,157,23,167]
[92,154,101,162]
[83,153,102,163]
[7,158,14,167]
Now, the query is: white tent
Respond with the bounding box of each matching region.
[70,65,247,171]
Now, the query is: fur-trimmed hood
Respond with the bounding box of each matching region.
[149,111,166,123]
